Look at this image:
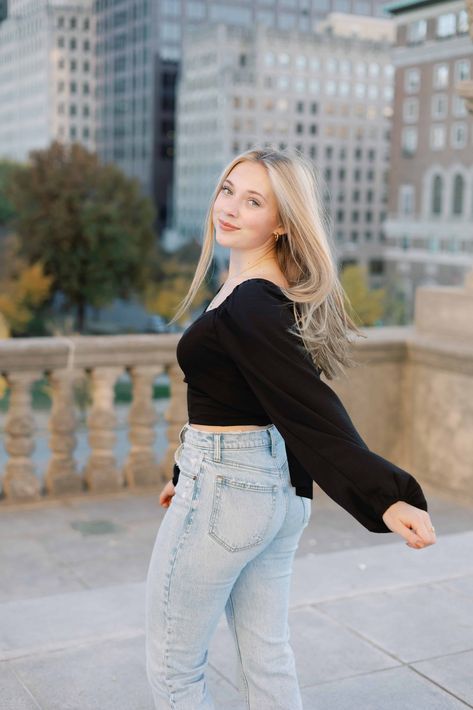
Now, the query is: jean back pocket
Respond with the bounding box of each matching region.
[208,475,277,553]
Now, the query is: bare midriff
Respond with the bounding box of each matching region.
[189,424,270,432]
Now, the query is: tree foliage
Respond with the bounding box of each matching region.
[0,235,53,335]
[7,141,156,331]
[340,263,385,327]
[144,240,217,323]
[0,160,19,226]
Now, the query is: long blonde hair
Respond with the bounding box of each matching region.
[170,146,365,380]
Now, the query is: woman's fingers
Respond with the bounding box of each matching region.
[402,518,436,548]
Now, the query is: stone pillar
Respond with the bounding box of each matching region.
[44,369,82,495]
[83,367,122,492]
[3,371,41,501]
[123,365,163,486]
[163,362,188,480]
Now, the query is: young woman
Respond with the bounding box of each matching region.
[145,147,436,710]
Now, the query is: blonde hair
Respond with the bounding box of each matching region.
[170,145,365,380]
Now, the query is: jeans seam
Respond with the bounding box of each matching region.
[227,590,251,709]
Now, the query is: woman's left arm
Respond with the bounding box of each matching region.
[214,280,436,542]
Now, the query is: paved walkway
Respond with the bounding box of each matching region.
[1,483,472,709]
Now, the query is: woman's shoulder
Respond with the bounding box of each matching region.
[218,277,294,329]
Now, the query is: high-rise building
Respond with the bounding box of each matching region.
[173,16,395,284]
[0,0,7,23]
[93,0,392,233]
[0,0,95,162]
[383,0,473,311]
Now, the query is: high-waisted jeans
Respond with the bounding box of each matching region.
[145,421,312,710]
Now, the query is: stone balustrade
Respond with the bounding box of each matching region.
[1,274,473,505]
[0,334,187,502]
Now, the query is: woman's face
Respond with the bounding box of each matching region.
[212,161,282,250]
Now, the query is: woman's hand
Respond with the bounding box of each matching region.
[382,501,437,549]
[159,480,176,509]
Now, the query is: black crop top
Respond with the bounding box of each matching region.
[172,278,428,533]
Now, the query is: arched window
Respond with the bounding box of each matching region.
[452,174,464,216]
[431,174,443,215]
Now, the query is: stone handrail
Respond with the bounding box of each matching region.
[0,334,187,501]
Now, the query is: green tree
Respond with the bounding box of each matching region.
[7,141,156,332]
[340,263,385,327]
[0,160,19,226]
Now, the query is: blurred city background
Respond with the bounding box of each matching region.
[1,2,473,708]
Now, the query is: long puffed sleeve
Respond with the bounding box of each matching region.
[213,280,428,533]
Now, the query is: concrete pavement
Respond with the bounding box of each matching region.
[1,483,472,709]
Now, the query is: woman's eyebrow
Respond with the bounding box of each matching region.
[224,179,266,202]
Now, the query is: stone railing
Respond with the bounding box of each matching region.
[0,335,187,502]
[1,274,472,506]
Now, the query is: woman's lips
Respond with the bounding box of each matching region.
[218,219,240,231]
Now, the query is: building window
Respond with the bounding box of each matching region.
[431,175,443,215]
[403,97,419,123]
[458,9,469,34]
[404,67,420,93]
[369,259,384,275]
[326,80,337,95]
[407,19,426,44]
[430,124,446,150]
[452,95,468,118]
[433,63,449,89]
[436,13,456,38]
[452,174,464,215]
[455,59,471,82]
[399,184,415,216]
[401,127,417,156]
[451,122,467,149]
[58,36,65,48]
[354,83,365,99]
[431,94,448,120]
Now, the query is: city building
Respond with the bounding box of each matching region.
[93,0,392,234]
[0,0,95,162]
[383,0,473,309]
[172,16,395,285]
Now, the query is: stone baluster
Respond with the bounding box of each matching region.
[163,362,188,481]
[123,365,163,486]
[44,369,82,495]
[83,367,122,492]
[3,371,41,501]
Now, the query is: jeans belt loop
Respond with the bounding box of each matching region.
[178,421,188,444]
[268,426,277,457]
[213,432,222,462]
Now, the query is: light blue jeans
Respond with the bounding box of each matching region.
[145,422,312,710]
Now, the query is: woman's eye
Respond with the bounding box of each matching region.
[221,186,259,207]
